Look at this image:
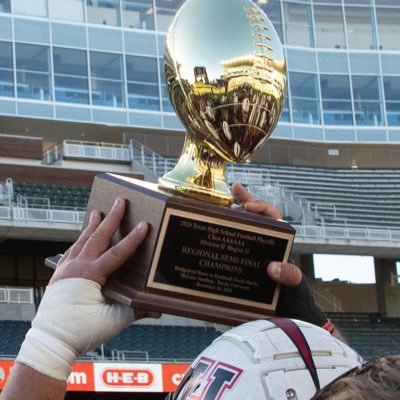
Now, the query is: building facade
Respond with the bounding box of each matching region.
[0,0,399,144]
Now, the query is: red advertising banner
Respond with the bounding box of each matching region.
[67,362,95,392]
[0,361,14,391]
[162,364,190,393]
[0,360,191,393]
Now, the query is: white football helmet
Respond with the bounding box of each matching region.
[170,319,363,400]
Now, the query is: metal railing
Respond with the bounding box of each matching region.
[310,282,343,312]
[63,140,131,162]
[130,139,175,176]
[0,287,34,304]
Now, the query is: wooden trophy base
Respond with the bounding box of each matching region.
[48,173,295,326]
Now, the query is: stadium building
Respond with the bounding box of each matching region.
[0,0,399,398]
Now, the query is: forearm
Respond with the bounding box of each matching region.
[0,362,66,400]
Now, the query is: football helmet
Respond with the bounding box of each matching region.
[170,319,362,400]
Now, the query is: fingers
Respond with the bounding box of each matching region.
[59,210,102,264]
[231,182,283,220]
[80,198,125,259]
[231,182,255,204]
[244,200,283,220]
[95,221,149,278]
[267,261,302,286]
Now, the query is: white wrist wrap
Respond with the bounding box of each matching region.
[16,278,135,381]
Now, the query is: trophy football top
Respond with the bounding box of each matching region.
[159,0,287,206]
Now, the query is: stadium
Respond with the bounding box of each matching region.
[0,0,399,398]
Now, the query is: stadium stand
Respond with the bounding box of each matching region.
[0,321,30,357]
[104,325,221,362]
[329,313,400,360]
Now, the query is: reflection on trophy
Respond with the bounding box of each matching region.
[160,0,286,206]
[49,0,295,326]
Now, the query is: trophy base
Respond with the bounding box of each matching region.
[65,173,296,325]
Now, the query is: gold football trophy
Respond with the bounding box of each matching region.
[47,0,294,326]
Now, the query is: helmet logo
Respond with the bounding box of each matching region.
[176,357,243,400]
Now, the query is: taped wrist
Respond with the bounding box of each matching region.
[276,276,330,329]
[15,278,135,381]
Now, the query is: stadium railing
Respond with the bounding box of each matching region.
[5,140,400,243]
[0,287,34,304]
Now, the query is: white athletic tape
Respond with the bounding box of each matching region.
[16,278,135,381]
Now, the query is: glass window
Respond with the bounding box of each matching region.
[376,8,400,51]
[375,0,400,5]
[0,41,13,97]
[87,0,121,26]
[155,0,184,32]
[383,77,400,126]
[320,75,353,125]
[257,0,283,44]
[313,5,346,49]
[15,43,51,101]
[283,2,313,47]
[122,0,155,30]
[13,0,47,17]
[126,55,159,110]
[352,76,383,126]
[0,0,10,13]
[344,6,376,50]
[54,47,89,104]
[159,58,173,112]
[280,96,290,122]
[289,72,320,124]
[90,51,124,107]
[49,0,84,22]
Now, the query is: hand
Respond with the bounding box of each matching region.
[50,197,148,286]
[15,198,151,381]
[231,182,283,220]
[267,261,334,335]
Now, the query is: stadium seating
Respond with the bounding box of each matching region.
[12,182,90,211]
[329,313,400,360]
[104,325,221,362]
[228,164,400,229]
[0,320,30,356]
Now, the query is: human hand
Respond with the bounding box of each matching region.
[16,198,151,381]
[231,182,283,220]
[267,261,333,334]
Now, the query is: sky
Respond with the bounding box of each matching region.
[313,254,387,284]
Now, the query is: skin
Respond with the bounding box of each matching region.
[0,186,340,399]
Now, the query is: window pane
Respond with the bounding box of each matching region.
[15,44,51,100]
[258,0,283,44]
[122,0,155,30]
[54,47,89,104]
[280,96,290,122]
[352,76,383,126]
[345,6,376,49]
[13,0,47,17]
[0,41,13,97]
[314,5,345,49]
[126,55,158,82]
[126,55,159,110]
[289,72,320,124]
[90,51,124,107]
[283,2,313,47]
[320,75,353,125]
[155,0,184,32]
[87,0,121,26]
[49,0,84,22]
[376,8,400,51]
[0,0,10,13]
[384,76,400,126]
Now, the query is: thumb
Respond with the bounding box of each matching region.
[267,261,302,286]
